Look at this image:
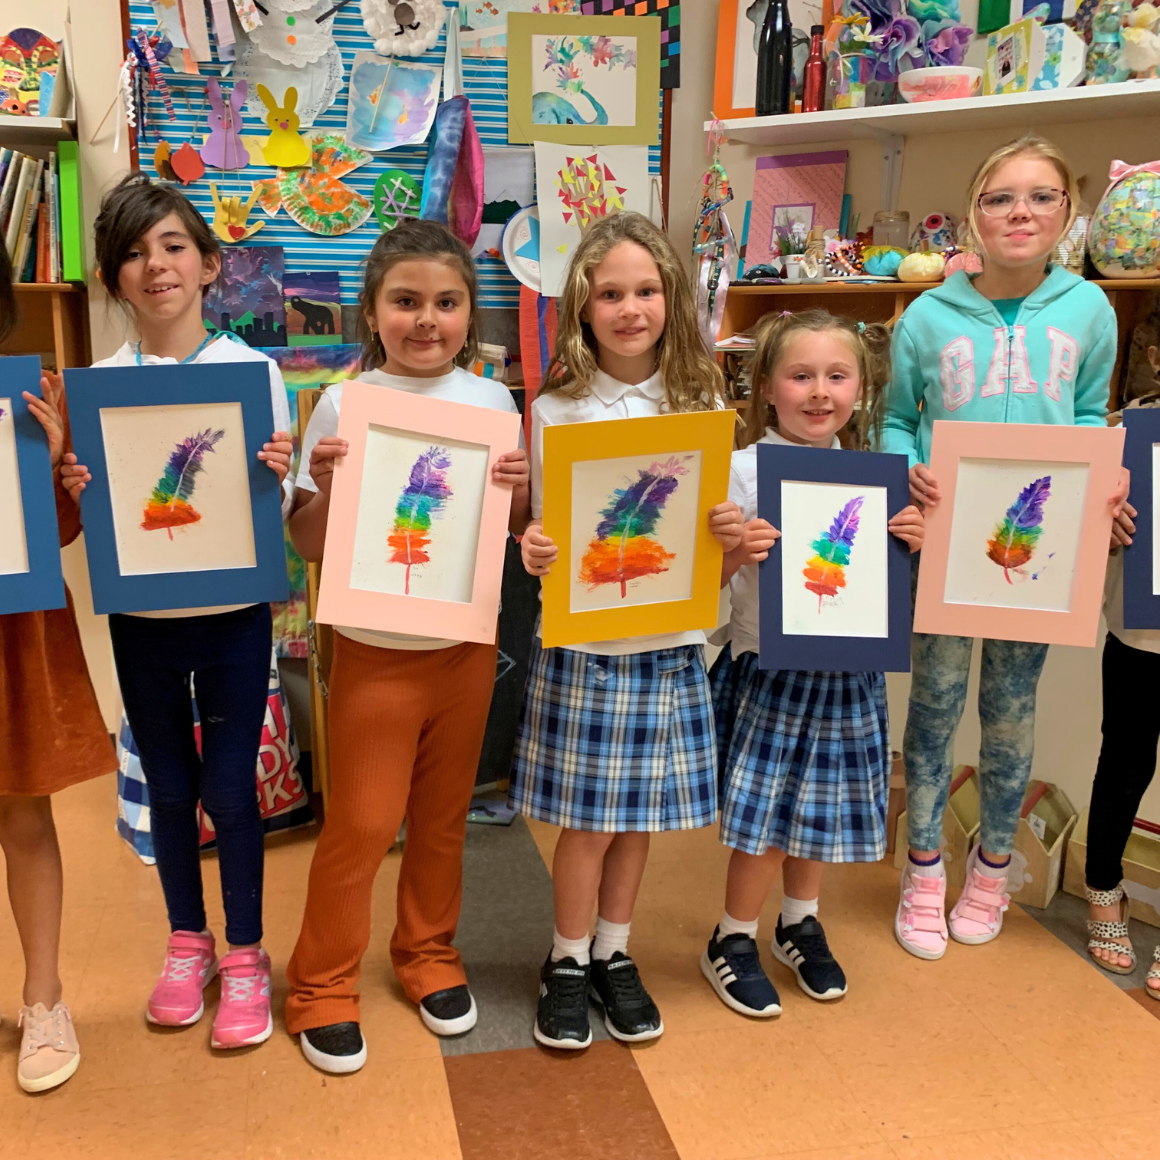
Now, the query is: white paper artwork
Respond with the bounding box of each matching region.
[943,457,1089,613]
[472,146,535,259]
[247,0,338,67]
[531,32,638,128]
[569,451,701,614]
[363,0,447,56]
[100,402,257,577]
[779,480,889,638]
[349,425,489,603]
[0,399,29,576]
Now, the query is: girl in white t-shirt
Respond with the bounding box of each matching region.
[511,211,744,1050]
[62,174,292,1051]
[284,219,530,1074]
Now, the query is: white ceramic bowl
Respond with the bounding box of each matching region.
[898,66,983,103]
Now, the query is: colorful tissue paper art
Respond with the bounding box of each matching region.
[803,495,863,610]
[533,33,637,126]
[986,475,1051,583]
[141,428,226,538]
[579,454,689,598]
[390,445,454,595]
[556,151,626,225]
[0,28,59,116]
[581,0,680,88]
[252,134,373,236]
[285,272,341,346]
[460,0,582,57]
[203,246,287,346]
[345,53,441,153]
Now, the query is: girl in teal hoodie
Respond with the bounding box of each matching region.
[883,135,1127,961]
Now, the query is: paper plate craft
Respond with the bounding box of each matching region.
[362,0,447,55]
[0,27,59,116]
[256,85,311,169]
[419,95,484,247]
[502,205,542,291]
[253,134,374,236]
[373,169,422,230]
[236,37,344,128]
[345,53,441,153]
[170,142,207,185]
[210,184,265,243]
[249,0,338,67]
[201,80,250,172]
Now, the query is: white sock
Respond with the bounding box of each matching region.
[591,917,631,962]
[551,929,591,966]
[780,895,819,927]
[908,853,945,879]
[717,910,759,939]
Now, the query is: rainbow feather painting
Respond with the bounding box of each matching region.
[388,445,453,595]
[986,475,1051,584]
[803,495,864,611]
[579,455,690,599]
[141,428,225,539]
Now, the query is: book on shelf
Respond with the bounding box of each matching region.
[0,144,82,283]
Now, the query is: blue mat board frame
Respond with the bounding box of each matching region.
[757,443,912,672]
[65,363,289,615]
[0,356,65,615]
[1121,408,1160,628]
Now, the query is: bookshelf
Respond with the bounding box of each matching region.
[2,282,89,370]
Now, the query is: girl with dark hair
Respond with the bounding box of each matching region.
[60,173,293,1051]
[284,218,530,1074]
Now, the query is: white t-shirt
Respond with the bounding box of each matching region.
[90,335,292,620]
[296,365,522,650]
[727,427,841,658]
[531,368,708,657]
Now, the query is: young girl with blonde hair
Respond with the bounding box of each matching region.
[703,310,923,1016]
[512,211,743,1049]
[882,135,1127,960]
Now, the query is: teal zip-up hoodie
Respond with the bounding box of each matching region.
[881,266,1117,466]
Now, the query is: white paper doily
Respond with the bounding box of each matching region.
[236,37,344,126]
[247,1,337,66]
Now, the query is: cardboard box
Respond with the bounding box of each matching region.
[985,17,1046,94]
[894,764,980,891]
[1008,781,1076,908]
[885,750,905,856]
[1063,806,1160,926]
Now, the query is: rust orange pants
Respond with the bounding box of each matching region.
[285,633,497,1033]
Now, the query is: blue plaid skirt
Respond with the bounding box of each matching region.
[509,643,717,832]
[711,647,888,861]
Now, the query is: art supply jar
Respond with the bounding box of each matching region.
[872,210,910,249]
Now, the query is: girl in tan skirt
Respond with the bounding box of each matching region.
[0,241,117,1093]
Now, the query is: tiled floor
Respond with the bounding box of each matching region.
[1,774,1158,1160]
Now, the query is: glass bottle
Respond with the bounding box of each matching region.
[756,0,794,116]
[802,25,826,112]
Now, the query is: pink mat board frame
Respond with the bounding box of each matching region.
[913,421,1124,647]
[315,381,522,644]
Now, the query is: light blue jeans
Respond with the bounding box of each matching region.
[903,559,1050,856]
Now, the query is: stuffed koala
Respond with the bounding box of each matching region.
[362,0,446,55]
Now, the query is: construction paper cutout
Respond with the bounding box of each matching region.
[179,0,213,60]
[171,141,207,185]
[152,0,191,49]
[236,37,344,128]
[363,0,447,55]
[249,0,338,66]
[373,169,422,230]
[345,53,441,152]
[256,84,311,168]
[202,245,287,346]
[154,140,178,182]
[201,79,250,171]
[210,184,266,243]
[285,271,342,346]
[515,213,540,260]
[252,134,374,236]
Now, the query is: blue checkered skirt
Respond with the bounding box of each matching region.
[711,647,888,861]
[509,643,718,832]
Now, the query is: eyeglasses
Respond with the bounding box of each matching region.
[977,188,1068,216]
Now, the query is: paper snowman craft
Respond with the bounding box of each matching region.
[248,0,338,67]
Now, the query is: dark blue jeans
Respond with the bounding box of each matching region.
[109,604,272,946]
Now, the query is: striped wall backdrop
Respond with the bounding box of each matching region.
[125,2,662,312]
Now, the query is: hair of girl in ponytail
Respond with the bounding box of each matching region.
[357,218,481,372]
[540,211,726,413]
[743,309,891,451]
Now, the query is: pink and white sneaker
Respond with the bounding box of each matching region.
[211,947,273,1050]
[949,846,1010,945]
[147,931,218,1026]
[895,862,948,960]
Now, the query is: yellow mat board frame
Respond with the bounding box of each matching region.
[541,410,736,649]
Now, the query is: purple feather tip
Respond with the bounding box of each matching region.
[826,495,864,548]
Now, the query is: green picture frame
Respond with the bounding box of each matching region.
[506,13,661,146]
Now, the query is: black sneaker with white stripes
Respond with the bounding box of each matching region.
[772,915,848,1001]
[589,951,663,1042]
[700,927,781,1018]
[534,955,592,1050]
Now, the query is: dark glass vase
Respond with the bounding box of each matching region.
[756,0,794,116]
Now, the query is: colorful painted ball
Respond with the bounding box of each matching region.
[910,212,958,253]
[1088,170,1160,278]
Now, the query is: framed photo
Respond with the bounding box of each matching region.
[65,362,289,615]
[0,356,65,616]
[914,421,1124,647]
[1120,407,1160,628]
[757,444,912,672]
[315,381,521,644]
[506,13,661,145]
[540,409,736,649]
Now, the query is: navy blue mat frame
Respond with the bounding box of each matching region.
[1122,408,1160,629]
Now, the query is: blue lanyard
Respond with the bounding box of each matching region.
[133,329,222,366]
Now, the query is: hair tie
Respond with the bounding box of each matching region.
[857,321,865,333]
[780,310,792,317]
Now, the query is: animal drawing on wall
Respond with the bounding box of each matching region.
[284,272,342,346]
[363,0,447,54]
[532,33,638,126]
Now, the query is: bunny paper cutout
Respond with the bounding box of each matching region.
[201,79,250,171]
[210,183,265,243]
[256,84,311,168]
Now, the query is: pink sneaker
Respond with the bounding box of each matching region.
[211,947,273,1050]
[949,846,1009,945]
[147,931,218,1026]
[895,862,948,960]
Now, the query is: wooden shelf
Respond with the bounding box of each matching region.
[12,282,83,293]
[2,282,90,369]
[0,116,77,147]
[706,80,1160,145]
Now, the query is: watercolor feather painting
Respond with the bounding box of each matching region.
[141,428,226,539]
[579,455,689,598]
[803,494,863,611]
[986,475,1051,584]
[389,445,453,595]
